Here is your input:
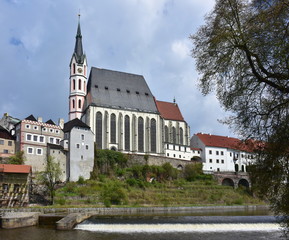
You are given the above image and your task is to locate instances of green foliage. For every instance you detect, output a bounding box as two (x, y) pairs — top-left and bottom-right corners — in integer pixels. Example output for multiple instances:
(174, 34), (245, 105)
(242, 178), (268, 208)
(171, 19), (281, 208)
(37, 156), (62, 205)
(8, 151), (24, 165)
(77, 176), (85, 184)
(183, 163), (203, 181)
(100, 180), (128, 206)
(92, 149), (128, 176)
(192, 1), (289, 234)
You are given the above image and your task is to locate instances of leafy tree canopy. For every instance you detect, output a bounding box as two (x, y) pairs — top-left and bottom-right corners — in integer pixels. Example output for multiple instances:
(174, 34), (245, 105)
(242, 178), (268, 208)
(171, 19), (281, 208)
(191, 0), (289, 235)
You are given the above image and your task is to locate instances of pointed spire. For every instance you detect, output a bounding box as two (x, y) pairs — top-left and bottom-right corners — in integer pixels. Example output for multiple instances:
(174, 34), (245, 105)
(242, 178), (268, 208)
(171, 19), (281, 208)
(74, 13), (84, 64)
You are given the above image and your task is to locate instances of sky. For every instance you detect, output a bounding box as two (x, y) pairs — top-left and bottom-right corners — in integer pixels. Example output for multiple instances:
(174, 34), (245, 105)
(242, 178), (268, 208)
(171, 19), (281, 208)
(0, 0), (236, 138)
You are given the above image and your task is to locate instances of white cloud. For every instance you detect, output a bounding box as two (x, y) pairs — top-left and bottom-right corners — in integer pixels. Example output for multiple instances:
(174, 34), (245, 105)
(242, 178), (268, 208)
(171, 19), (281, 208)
(171, 39), (190, 60)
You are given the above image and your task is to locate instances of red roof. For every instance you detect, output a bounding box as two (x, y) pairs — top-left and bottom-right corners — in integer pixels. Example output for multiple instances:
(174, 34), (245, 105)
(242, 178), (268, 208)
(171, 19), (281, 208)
(0, 164), (31, 173)
(155, 100), (184, 121)
(196, 133), (255, 152)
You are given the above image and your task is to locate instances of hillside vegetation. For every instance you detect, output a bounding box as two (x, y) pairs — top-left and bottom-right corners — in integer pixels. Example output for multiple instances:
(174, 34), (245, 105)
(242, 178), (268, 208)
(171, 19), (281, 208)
(54, 150), (263, 207)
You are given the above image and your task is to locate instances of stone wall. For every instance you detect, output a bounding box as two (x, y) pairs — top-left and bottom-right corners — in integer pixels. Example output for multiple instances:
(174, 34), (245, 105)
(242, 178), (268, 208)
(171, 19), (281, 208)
(128, 154), (194, 169)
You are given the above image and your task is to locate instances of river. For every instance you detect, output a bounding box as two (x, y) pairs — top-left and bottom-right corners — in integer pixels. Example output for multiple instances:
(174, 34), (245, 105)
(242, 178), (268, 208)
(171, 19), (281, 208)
(0, 208), (286, 240)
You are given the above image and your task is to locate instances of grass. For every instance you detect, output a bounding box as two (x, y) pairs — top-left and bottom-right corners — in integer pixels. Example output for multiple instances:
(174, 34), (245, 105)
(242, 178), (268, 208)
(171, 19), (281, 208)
(53, 177), (264, 208)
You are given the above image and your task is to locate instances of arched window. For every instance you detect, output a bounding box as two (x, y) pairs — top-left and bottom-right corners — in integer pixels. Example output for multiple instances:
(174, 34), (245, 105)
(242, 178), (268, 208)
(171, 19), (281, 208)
(72, 99), (75, 109)
(96, 112), (102, 149)
(79, 79), (81, 90)
(110, 114), (116, 144)
(125, 115), (130, 151)
(138, 117), (144, 152)
(151, 118), (156, 153)
(172, 127), (176, 144)
(78, 99), (81, 109)
(73, 63), (75, 74)
(180, 127), (183, 145)
(73, 79), (75, 90)
(164, 126), (169, 142)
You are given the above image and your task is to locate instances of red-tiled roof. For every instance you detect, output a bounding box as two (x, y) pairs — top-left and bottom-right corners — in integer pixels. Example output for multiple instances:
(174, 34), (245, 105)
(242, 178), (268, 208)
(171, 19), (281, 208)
(155, 100), (184, 121)
(0, 164), (31, 173)
(195, 133), (255, 152)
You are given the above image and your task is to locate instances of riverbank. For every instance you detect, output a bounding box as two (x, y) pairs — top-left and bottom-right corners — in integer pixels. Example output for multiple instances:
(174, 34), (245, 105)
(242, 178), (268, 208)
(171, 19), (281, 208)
(0, 205), (271, 230)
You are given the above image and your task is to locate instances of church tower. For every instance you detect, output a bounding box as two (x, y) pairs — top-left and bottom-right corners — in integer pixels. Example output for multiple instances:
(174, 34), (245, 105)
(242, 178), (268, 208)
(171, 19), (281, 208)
(69, 16), (87, 120)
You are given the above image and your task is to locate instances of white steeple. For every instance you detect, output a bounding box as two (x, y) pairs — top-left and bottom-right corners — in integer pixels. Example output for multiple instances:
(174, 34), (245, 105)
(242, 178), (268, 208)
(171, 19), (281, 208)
(69, 14), (87, 120)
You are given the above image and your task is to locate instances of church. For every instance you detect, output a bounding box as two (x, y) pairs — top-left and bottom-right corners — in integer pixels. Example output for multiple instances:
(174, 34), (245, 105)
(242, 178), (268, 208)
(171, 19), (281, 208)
(69, 20), (194, 161)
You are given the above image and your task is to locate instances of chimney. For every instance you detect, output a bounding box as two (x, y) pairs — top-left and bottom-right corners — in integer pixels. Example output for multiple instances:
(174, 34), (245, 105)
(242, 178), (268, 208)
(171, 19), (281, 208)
(37, 117), (43, 123)
(58, 118), (64, 129)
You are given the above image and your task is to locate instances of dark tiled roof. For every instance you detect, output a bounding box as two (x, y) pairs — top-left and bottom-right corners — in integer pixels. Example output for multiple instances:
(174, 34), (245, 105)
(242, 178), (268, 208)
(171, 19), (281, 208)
(63, 118), (90, 132)
(155, 100), (184, 121)
(0, 164), (31, 173)
(46, 119), (56, 125)
(25, 114), (37, 121)
(0, 126), (14, 140)
(86, 67), (158, 114)
(47, 143), (64, 150)
(73, 21), (85, 64)
(195, 133), (255, 152)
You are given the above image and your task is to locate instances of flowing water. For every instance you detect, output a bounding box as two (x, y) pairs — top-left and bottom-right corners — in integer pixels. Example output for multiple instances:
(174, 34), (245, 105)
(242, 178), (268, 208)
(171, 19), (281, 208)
(0, 209), (286, 240)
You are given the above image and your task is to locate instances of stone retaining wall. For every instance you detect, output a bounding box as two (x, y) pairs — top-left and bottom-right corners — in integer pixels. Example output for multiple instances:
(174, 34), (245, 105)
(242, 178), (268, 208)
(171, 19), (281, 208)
(128, 154), (194, 169)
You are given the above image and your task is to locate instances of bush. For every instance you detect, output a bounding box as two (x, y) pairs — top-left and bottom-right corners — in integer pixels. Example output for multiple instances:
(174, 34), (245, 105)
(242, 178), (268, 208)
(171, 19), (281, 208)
(100, 181), (128, 206)
(183, 163), (203, 181)
(77, 176), (85, 184)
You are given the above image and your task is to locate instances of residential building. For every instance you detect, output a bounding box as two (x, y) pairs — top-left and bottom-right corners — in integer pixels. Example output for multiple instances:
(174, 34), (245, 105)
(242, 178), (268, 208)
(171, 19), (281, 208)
(63, 118), (94, 181)
(0, 126), (15, 159)
(15, 115), (64, 174)
(0, 164), (31, 207)
(190, 133), (255, 172)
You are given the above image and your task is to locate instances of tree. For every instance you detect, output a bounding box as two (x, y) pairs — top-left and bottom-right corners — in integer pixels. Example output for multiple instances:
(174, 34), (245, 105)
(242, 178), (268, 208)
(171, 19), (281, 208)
(8, 151), (25, 165)
(37, 156), (62, 205)
(191, 0), (289, 235)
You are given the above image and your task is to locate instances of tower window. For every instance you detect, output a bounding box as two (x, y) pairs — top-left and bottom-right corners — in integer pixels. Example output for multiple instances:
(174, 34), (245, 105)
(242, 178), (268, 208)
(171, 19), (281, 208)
(73, 79), (75, 90)
(78, 99), (82, 109)
(72, 99), (75, 109)
(79, 79), (81, 90)
(73, 63), (75, 74)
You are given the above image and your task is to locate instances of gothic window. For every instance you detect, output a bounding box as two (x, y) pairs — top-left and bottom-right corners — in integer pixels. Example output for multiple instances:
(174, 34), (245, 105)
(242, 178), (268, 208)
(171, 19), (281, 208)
(138, 117), (144, 152)
(72, 99), (75, 109)
(79, 79), (81, 90)
(73, 63), (75, 74)
(180, 127), (183, 145)
(78, 99), (81, 109)
(125, 115), (130, 151)
(164, 126), (169, 142)
(96, 112), (102, 149)
(172, 127), (176, 144)
(151, 118), (156, 153)
(73, 79), (75, 90)
(110, 114), (116, 144)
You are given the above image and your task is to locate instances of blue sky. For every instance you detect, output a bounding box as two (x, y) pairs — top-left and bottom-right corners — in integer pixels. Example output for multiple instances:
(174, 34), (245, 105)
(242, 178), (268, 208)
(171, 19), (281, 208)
(0, 0), (235, 137)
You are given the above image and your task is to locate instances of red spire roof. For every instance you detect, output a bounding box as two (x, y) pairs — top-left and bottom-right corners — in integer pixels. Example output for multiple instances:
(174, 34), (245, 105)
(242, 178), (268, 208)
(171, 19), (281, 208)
(155, 100), (184, 121)
(196, 133), (256, 152)
(0, 164), (31, 173)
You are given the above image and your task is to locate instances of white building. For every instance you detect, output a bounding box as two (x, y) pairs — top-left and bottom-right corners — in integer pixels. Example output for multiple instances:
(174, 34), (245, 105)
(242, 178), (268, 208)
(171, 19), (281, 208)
(69, 19), (194, 161)
(190, 133), (255, 172)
